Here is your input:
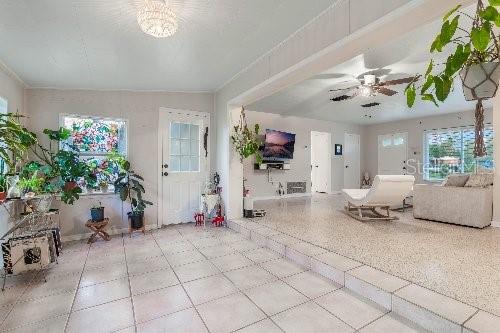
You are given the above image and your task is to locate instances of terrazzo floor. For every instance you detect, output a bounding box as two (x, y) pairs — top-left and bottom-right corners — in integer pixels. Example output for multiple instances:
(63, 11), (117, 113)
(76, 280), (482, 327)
(0, 223), (425, 332)
(252, 194), (500, 317)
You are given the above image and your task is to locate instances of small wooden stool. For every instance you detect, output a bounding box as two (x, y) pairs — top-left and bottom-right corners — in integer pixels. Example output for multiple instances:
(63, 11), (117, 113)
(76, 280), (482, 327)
(85, 218), (111, 243)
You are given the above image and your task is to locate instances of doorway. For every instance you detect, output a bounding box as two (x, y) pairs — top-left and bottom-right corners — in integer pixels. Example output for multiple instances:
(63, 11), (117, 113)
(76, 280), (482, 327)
(158, 108), (210, 226)
(378, 132), (408, 175)
(344, 133), (360, 189)
(311, 131), (332, 194)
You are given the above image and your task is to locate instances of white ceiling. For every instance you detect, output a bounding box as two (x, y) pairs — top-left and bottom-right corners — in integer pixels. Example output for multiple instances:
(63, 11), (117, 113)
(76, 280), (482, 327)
(0, 0), (335, 91)
(248, 11), (485, 125)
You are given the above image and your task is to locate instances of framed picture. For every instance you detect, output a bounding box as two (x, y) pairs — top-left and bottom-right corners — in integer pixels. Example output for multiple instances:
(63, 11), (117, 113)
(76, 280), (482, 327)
(335, 144), (343, 156)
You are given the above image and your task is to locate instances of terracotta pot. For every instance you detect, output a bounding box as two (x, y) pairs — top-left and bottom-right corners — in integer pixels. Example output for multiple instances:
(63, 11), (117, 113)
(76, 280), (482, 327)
(64, 181), (78, 191)
(460, 62), (500, 101)
(0, 192), (6, 202)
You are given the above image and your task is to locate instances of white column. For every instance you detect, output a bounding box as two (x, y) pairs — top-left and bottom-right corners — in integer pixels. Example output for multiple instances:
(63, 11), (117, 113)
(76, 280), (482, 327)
(493, 93), (500, 227)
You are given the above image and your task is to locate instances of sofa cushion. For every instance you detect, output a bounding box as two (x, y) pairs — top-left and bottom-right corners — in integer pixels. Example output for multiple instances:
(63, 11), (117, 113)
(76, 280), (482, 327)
(465, 173), (494, 187)
(442, 173), (470, 187)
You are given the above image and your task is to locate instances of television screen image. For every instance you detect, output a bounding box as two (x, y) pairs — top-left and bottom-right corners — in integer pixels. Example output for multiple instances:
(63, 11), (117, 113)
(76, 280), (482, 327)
(263, 129), (296, 159)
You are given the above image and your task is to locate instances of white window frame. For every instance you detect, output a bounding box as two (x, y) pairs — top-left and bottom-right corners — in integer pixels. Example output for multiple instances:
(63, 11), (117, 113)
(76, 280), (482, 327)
(423, 124), (493, 181)
(169, 121), (201, 173)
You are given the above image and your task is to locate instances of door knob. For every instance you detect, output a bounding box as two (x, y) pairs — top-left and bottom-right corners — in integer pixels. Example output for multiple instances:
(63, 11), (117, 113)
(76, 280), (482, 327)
(163, 172), (169, 176)
(163, 163), (169, 168)
(345, 165), (349, 168)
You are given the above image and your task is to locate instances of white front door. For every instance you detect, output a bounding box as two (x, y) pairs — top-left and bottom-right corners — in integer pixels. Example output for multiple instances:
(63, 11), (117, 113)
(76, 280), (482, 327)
(378, 132), (408, 175)
(158, 108), (210, 226)
(311, 131), (331, 193)
(344, 133), (360, 189)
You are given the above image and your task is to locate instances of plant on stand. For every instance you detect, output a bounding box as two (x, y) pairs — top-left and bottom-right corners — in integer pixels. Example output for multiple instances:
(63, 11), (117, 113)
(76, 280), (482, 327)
(90, 200), (105, 222)
(230, 107), (262, 164)
(405, 0), (500, 157)
(114, 157), (152, 230)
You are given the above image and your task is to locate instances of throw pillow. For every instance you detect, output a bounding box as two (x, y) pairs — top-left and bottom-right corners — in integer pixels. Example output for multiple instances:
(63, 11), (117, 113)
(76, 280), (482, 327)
(464, 173), (494, 187)
(443, 173), (470, 187)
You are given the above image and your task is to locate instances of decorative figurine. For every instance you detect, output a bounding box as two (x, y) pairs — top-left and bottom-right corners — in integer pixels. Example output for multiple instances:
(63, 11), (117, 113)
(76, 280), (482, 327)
(194, 212), (205, 227)
(361, 172), (372, 189)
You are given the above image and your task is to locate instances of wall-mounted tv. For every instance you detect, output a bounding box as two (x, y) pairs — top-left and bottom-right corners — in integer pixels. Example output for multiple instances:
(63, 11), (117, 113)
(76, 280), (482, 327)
(263, 129), (296, 159)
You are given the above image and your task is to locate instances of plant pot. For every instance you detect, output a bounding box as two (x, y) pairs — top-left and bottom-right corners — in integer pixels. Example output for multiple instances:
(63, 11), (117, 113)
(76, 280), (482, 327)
(460, 62), (500, 101)
(0, 192), (6, 202)
(128, 211), (144, 229)
(90, 207), (105, 222)
(64, 181), (78, 191)
(100, 184), (109, 193)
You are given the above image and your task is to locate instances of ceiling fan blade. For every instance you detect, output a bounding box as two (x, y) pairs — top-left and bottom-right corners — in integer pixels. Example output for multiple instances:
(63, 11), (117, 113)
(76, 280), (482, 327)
(375, 87), (398, 96)
(329, 84), (360, 92)
(330, 89), (359, 102)
(379, 77), (416, 86)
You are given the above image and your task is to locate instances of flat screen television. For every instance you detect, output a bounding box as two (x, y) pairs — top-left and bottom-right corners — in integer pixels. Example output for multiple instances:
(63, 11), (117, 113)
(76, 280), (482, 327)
(263, 129), (296, 159)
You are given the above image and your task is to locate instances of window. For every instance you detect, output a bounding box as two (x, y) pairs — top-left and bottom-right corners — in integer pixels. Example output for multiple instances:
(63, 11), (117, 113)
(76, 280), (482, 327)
(424, 125), (494, 181)
(0, 97), (7, 114)
(60, 114), (128, 191)
(169, 122), (200, 172)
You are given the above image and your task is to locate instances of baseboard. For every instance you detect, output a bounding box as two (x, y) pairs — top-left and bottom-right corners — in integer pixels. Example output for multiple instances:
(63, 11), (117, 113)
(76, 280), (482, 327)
(61, 224), (159, 242)
(491, 220), (500, 228)
(252, 193), (312, 201)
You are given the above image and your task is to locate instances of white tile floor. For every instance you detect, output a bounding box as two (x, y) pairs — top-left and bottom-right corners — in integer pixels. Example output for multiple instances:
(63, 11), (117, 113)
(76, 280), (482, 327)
(0, 224), (426, 332)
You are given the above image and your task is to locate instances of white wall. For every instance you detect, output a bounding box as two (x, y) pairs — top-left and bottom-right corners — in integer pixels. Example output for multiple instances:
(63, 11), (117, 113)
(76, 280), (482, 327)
(243, 110), (362, 198)
(0, 65), (24, 115)
(25, 89), (214, 239)
(362, 109), (493, 184)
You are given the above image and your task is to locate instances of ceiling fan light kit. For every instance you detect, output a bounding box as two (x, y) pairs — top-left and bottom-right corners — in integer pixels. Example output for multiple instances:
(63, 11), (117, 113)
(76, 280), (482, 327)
(137, 0), (178, 38)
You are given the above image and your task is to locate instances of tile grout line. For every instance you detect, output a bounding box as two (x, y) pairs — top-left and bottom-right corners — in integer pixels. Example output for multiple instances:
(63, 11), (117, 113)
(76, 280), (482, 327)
(122, 233), (138, 333)
(231, 219), (489, 321)
(152, 229), (212, 333)
(63, 240), (92, 332)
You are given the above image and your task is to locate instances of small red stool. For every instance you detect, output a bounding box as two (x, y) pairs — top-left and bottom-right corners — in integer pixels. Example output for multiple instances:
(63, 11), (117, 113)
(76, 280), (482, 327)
(194, 213), (205, 227)
(212, 215), (224, 227)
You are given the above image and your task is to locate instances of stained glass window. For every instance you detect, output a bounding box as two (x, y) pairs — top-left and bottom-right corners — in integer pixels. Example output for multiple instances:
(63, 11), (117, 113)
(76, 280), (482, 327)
(61, 115), (127, 156)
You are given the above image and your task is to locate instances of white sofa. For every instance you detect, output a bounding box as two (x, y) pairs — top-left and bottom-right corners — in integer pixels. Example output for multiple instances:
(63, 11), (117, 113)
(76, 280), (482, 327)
(413, 184), (493, 228)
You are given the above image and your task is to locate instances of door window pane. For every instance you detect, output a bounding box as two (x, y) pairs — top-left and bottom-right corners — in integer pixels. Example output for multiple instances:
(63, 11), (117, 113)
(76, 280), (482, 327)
(180, 123), (190, 139)
(180, 156), (190, 171)
(190, 124), (199, 140)
(168, 121), (202, 173)
(170, 156), (180, 172)
(171, 123), (180, 138)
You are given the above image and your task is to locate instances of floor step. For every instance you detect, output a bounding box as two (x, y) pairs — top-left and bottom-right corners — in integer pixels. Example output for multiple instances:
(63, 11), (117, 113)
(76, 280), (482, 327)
(227, 219), (500, 333)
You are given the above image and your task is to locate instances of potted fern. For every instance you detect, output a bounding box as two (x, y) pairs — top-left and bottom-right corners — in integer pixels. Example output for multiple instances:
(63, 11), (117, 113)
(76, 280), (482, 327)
(113, 158), (152, 229)
(405, 0), (500, 157)
(230, 107), (262, 164)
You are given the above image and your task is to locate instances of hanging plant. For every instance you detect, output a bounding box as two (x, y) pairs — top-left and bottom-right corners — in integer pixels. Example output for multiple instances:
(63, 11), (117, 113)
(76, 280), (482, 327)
(230, 108), (263, 164)
(405, 0), (500, 157)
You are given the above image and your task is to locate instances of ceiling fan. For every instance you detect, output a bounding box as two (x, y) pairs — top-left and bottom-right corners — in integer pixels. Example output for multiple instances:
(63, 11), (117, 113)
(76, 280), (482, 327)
(329, 74), (416, 103)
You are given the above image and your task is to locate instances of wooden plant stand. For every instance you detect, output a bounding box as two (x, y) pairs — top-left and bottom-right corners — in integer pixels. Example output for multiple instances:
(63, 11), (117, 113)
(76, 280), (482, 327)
(129, 219), (145, 238)
(85, 218), (111, 244)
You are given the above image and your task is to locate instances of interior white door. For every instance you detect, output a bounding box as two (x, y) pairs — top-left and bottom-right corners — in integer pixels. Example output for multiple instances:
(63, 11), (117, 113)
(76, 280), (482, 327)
(159, 108), (209, 226)
(344, 133), (360, 189)
(311, 131), (331, 193)
(378, 132), (408, 175)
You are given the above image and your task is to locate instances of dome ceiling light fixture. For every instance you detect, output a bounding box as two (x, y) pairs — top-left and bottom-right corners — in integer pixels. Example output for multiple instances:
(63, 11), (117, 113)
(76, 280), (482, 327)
(137, 0), (178, 38)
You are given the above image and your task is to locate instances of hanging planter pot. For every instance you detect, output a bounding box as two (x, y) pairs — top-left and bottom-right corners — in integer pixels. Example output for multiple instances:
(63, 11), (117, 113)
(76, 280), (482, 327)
(460, 62), (500, 101)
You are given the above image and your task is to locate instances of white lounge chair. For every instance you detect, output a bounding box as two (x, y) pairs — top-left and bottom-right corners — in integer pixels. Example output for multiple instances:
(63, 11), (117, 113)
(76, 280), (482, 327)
(342, 175), (415, 221)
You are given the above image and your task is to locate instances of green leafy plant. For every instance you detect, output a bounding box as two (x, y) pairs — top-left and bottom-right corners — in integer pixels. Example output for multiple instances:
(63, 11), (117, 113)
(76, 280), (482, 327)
(18, 173), (45, 194)
(0, 160), (6, 193)
(405, 0), (500, 107)
(0, 113), (37, 170)
(230, 108), (263, 164)
(113, 157), (152, 214)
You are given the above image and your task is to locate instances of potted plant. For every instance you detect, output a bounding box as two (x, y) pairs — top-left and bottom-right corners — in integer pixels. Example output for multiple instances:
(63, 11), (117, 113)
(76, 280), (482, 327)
(0, 113), (37, 171)
(405, 0), (500, 157)
(230, 107), (263, 164)
(18, 173), (44, 195)
(113, 157), (152, 229)
(90, 200), (105, 222)
(0, 170), (6, 202)
(99, 181), (109, 193)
